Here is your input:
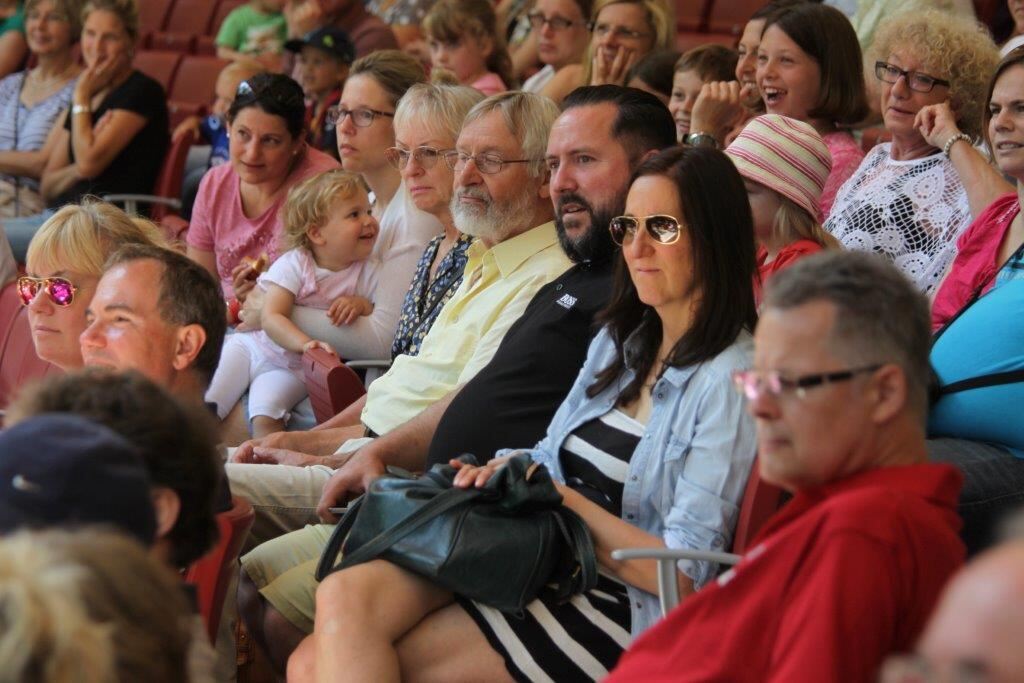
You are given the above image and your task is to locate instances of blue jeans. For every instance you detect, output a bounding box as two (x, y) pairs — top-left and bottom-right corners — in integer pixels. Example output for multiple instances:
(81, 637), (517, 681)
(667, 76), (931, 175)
(927, 437), (1024, 556)
(3, 209), (55, 262)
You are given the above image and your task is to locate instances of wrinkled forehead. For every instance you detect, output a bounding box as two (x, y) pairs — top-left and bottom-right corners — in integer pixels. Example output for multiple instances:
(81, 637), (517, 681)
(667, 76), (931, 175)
(456, 110), (520, 156)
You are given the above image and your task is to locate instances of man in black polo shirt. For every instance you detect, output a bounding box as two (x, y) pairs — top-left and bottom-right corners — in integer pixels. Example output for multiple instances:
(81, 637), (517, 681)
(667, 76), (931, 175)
(313, 85), (677, 517)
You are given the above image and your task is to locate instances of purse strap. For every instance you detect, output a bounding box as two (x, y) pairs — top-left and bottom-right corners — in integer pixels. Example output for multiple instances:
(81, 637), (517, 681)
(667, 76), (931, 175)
(545, 507), (599, 602)
(315, 486), (482, 582)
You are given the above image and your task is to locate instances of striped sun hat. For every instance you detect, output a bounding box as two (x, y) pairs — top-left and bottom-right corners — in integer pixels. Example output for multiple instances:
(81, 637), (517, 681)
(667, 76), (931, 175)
(725, 114), (832, 221)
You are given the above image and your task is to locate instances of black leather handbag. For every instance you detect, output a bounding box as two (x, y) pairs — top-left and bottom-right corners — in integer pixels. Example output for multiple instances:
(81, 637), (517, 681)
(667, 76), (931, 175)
(315, 454), (598, 614)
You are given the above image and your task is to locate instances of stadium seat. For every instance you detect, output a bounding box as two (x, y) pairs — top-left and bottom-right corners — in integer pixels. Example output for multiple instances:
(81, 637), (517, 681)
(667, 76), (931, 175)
(0, 283), (59, 409)
(164, 0), (219, 36)
(675, 31), (736, 52)
(132, 50), (182, 94)
(139, 0), (174, 36)
(103, 128), (195, 223)
(611, 458), (787, 616)
(195, 35), (217, 56)
(184, 495), (255, 644)
(706, 0), (763, 36)
(170, 55), (229, 108)
(675, 0), (708, 32)
(148, 32), (197, 54)
(302, 348), (367, 424)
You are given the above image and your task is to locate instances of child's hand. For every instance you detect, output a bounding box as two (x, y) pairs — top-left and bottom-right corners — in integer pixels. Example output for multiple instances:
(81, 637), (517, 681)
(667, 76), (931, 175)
(303, 339), (337, 356)
(327, 296), (373, 326)
(172, 116), (201, 142)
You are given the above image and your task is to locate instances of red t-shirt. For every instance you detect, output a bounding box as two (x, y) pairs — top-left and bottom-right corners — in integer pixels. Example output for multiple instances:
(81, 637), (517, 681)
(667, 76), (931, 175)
(606, 464), (964, 683)
(754, 239), (823, 305)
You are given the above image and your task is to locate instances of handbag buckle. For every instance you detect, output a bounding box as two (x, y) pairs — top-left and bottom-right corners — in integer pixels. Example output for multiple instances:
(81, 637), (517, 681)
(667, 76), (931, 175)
(525, 462), (541, 481)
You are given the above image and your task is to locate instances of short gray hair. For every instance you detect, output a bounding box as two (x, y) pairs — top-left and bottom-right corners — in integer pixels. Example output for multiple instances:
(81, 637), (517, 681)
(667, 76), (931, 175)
(393, 83), (485, 147)
(763, 251), (932, 419)
(461, 91), (560, 177)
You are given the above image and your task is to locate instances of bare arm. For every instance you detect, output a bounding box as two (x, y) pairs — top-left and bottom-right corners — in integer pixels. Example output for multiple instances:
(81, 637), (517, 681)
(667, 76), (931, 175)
(38, 122), (79, 202)
(187, 245), (220, 286)
(69, 107), (147, 179)
(0, 31), (27, 80)
(262, 283), (316, 353)
(0, 105), (71, 179)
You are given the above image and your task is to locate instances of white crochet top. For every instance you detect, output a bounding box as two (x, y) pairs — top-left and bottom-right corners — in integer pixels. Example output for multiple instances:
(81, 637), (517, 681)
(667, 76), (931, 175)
(824, 143), (971, 293)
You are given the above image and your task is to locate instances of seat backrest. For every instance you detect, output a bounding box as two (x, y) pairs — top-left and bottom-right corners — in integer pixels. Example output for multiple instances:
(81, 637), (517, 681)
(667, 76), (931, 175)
(302, 348), (367, 424)
(0, 281), (23, 352)
(210, 0), (248, 37)
(139, 0), (174, 34)
(706, 0), (765, 36)
(165, 0), (218, 34)
(676, 0), (710, 31)
(184, 495), (255, 644)
(170, 56), (229, 107)
(0, 305), (59, 409)
(132, 50), (182, 93)
(732, 458), (787, 555)
(150, 128), (196, 222)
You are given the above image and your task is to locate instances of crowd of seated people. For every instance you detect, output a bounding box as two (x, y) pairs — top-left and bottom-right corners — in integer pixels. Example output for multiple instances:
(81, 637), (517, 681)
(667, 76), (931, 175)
(6, 0), (1024, 681)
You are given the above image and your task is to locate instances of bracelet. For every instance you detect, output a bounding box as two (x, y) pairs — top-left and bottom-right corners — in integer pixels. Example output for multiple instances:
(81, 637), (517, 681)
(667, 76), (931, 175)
(71, 104), (90, 116)
(684, 132), (719, 149)
(943, 133), (971, 158)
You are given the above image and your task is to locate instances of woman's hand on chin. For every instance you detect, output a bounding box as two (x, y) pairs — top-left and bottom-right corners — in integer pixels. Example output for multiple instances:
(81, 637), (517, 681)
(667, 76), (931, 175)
(914, 101), (962, 151)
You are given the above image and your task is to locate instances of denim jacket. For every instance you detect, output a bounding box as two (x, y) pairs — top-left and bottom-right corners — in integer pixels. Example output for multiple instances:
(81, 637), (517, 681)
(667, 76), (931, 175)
(500, 323), (757, 636)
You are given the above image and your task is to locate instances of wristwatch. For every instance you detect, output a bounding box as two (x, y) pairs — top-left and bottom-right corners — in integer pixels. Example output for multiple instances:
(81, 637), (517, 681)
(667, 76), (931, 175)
(684, 132), (719, 149)
(71, 103), (90, 116)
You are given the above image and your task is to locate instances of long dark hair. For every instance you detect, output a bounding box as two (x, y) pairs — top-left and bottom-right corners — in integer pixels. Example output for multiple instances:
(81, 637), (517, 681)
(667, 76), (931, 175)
(587, 146), (757, 403)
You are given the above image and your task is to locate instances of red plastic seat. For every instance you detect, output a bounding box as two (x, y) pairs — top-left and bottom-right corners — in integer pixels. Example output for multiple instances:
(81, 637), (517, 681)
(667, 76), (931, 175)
(676, 31), (737, 52)
(139, 0), (174, 35)
(151, 127), (196, 222)
(168, 101), (207, 132)
(132, 50), (182, 94)
(184, 495), (255, 644)
(302, 348), (367, 424)
(0, 283), (59, 409)
(706, 0), (764, 36)
(148, 32), (197, 54)
(165, 0), (219, 35)
(170, 55), (229, 108)
(675, 0), (709, 32)
(731, 459), (787, 555)
(210, 0), (248, 37)
(194, 35), (217, 56)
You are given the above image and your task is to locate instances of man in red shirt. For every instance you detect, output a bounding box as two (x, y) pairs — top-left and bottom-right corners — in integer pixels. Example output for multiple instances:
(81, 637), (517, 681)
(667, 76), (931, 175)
(607, 251), (965, 683)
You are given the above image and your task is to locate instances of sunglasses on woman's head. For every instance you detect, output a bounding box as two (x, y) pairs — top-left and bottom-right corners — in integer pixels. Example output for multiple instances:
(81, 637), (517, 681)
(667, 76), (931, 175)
(608, 215), (682, 246)
(17, 276), (78, 307)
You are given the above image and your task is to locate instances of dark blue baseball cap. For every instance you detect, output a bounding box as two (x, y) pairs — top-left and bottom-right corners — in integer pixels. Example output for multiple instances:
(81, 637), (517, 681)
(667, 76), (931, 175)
(0, 414), (157, 544)
(285, 27), (356, 64)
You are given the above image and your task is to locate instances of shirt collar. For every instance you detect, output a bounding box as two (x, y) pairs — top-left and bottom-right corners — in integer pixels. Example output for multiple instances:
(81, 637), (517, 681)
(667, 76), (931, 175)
(465, 221), (558, 278)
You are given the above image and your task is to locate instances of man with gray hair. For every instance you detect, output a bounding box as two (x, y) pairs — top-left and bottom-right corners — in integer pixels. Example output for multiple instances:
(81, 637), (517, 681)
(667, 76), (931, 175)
(607, 251), (965, 682)
(227, 91), (571, 672)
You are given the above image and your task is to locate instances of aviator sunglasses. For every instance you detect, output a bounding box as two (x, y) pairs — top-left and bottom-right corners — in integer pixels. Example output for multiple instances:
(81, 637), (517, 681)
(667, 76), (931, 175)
(17, 276), (78, 307)
(609, 214), (682, 246)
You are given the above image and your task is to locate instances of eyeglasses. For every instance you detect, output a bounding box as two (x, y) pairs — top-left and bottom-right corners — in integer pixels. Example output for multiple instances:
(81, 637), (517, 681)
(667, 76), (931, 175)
(587, 21), (649, 41)
(385, 146), (452, 170)
(528, 12), (580, 31)
(608, 214), (682, 245)
(235, 79), (305, 109)
(17, 276), (78, 307)
(732, 365), (883, 401)
(326, 106), (395, 129)
(443, 151), (536, 174)
(874, 61), (950, 94)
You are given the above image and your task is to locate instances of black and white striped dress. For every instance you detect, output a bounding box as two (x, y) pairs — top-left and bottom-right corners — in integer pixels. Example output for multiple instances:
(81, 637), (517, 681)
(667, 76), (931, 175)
(458, 408), (643, 682)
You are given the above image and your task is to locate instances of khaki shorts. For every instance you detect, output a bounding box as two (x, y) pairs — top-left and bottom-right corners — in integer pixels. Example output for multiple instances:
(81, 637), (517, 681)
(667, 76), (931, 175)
(241, 523), (337, 634)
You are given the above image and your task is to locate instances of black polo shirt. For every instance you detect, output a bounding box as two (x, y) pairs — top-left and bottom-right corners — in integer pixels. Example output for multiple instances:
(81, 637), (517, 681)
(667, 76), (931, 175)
(427, 257), (614, 466)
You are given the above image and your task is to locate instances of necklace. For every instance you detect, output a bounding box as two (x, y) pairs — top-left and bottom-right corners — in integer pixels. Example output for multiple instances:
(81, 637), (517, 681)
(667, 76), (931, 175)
(25, 62), (77, 94)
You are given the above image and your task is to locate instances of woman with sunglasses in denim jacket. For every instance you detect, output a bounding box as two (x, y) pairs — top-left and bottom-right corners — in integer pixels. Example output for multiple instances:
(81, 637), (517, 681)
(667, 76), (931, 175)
(187, 72), (339, 307)
(19, 199), (166, 370)
(293, 146), (758, 683)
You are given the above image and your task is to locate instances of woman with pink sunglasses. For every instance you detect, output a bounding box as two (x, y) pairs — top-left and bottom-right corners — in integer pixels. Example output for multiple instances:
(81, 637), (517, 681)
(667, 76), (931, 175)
(19, 199), (166, 369)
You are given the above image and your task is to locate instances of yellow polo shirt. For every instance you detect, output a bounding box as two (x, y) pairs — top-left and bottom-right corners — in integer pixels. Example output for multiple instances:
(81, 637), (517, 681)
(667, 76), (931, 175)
(360, 221), (571, 435)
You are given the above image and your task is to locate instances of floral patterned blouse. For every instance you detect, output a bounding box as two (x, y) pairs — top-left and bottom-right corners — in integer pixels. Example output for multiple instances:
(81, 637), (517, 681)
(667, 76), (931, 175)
(390, 233), (473, 359)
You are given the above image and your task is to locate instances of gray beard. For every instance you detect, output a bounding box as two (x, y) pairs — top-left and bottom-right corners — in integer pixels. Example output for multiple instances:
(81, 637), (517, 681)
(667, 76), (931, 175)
(451, 186), (538, 242)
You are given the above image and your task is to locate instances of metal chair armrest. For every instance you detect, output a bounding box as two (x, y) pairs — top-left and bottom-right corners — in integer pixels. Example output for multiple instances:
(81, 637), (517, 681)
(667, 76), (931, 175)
(610, 548), (741, 617)
(102, 194), (183, 216)
(345, 359), (393, 370)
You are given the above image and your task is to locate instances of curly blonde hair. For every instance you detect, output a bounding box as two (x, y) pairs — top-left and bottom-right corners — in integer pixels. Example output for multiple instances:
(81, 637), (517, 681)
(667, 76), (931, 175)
(870, 10), (999, 139)
(281, 169), (367, 251)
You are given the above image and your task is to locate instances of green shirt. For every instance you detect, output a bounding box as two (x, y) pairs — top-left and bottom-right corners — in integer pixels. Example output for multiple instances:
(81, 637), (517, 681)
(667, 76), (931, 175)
(214, 4), (286, 54)
(0, 1), (25, 36)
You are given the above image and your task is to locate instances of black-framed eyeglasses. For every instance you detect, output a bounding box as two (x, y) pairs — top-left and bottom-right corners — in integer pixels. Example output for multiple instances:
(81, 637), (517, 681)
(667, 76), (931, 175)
(385, 146), (452, 170)
(609, 214), (682, 245)
(235, 79), (305, 109)
(732, 365), (884, 401)
(586, 21), (649, 41)
(326, 106), (395, 129)
(443, 151), (536, 174)
(874, 61), (950, 94)
(528, 12), (579, 31)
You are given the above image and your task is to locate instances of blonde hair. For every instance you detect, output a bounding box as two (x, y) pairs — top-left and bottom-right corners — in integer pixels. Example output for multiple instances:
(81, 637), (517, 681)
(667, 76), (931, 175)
(461, 91), (560, 178)
(870, 10), (999, 139)
(771, 195), (841, 250)
(349, 50), (427, 108)
(0, 529), (192, 683)
(581, 0), (675, 86)
(393, 82), (485, 146)
(25, 199), (168, 276)
(423, 0), (516, 89)
(82, 0), (138, 44)
(26, 0), (86, 40)
(281, 169), (367, 251)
